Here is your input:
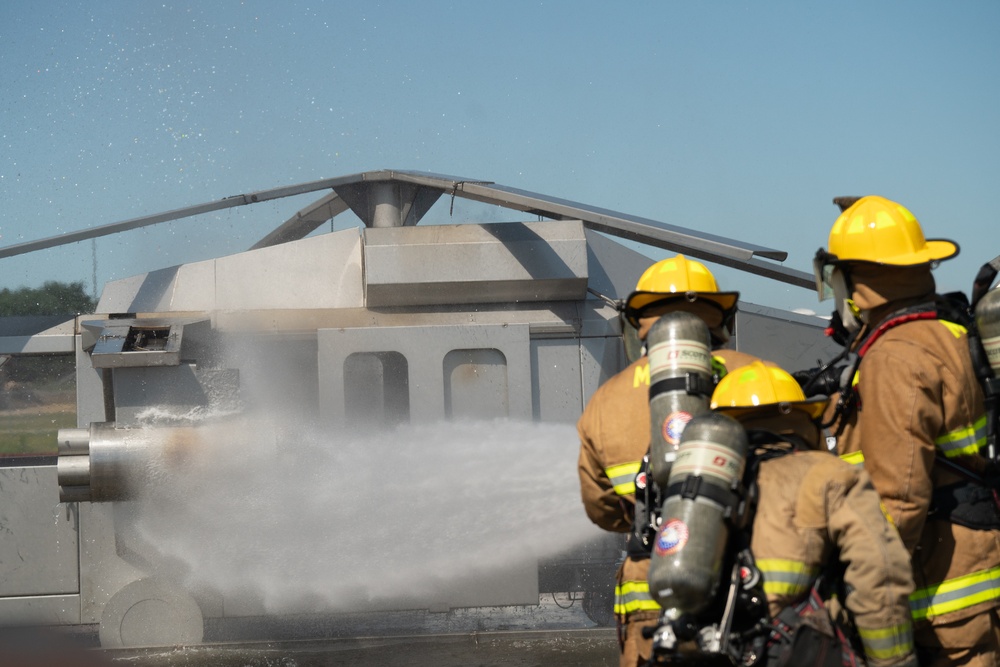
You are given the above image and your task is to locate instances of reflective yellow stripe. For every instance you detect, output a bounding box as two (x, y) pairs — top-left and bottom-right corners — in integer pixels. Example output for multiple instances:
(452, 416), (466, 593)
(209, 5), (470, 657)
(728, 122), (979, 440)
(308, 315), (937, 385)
(711, 355), (728, 379)
(606, 461), (641, 496)
(934, 415), (988, 458)
(857, 623), (915, 661)
(615, 580), (661, 614)
(910, 565), (1000, 620)
(879, 501), (896, 527)
(939, 320), (967, 338)
(756, 558), (818, 598)
(838, 414), (987, 462)
(840, 450), (865, 466)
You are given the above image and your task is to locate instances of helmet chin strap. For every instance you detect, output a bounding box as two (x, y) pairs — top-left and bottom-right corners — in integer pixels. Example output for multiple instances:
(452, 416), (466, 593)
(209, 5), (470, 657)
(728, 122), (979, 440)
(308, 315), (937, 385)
(830, 267), (863, 335)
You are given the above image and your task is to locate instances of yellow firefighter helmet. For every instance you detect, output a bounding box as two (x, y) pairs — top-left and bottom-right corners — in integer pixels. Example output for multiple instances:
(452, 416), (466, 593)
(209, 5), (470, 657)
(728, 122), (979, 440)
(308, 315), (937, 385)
(623, 254), (739, 329)
(711, 361), (828, 421)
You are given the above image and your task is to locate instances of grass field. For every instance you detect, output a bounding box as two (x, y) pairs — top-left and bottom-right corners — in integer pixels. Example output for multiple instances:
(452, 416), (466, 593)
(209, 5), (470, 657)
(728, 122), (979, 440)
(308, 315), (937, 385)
(0, 404), (76, 456)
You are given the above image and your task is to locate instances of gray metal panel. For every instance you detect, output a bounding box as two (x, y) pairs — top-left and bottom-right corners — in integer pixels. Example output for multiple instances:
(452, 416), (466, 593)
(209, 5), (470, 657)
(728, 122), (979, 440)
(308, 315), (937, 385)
(111, 365), (241, 426)
(96, 227), (365, 314)
(580, 336), (627, 406)
(0, 316), (76, 354)
(0, 315), (72, 337)
(215, 335), (318, 424)
(419, 561), (539, 610)
(316, 323), (539, 610)
(0, 594), (80, 626)
(76, 334), (108, 425)
(364, 221), (588, 307)
(731, 303), (841, 372)
(112, 365), (207, 425)
(318, 323), (532, 426)
(0, 466), (78, 598)
(96, 261), (217, 313)
(77, 503), (149, 624)
(531, 339), (584, 424)
(215, 228), (364, 310)
(584, 229), (653, 303)
(578, 303), (621, 339)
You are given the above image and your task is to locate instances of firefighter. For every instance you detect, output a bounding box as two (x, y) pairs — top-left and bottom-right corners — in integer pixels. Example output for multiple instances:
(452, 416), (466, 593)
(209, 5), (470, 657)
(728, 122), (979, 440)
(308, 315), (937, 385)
(814, 195), (1000, 666)
(711, 361), (916, 667)
(577, 254), (761, 667)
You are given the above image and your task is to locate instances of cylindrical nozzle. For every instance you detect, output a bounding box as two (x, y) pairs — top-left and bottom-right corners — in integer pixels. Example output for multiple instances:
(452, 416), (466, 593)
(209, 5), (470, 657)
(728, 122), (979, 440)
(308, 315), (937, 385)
(58, 428), (91, 455)
(56, 422), (204, 503)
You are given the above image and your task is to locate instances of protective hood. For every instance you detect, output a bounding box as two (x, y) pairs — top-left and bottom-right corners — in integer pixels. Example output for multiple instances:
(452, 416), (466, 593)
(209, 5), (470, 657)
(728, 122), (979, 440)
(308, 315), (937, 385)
(850, 263), (936, 313)
(733, 411), (822, 451)
(636, 299), (731, 345)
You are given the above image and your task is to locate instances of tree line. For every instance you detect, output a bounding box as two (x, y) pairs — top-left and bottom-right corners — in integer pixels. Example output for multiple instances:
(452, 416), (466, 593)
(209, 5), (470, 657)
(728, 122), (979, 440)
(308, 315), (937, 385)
(0, 281), (96, 317)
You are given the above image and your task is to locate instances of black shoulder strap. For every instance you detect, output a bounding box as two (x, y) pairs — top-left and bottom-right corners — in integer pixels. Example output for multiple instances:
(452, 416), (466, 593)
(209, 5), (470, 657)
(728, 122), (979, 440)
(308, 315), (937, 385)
(738, 430), (802, 531)
(828, 302), (940, 436)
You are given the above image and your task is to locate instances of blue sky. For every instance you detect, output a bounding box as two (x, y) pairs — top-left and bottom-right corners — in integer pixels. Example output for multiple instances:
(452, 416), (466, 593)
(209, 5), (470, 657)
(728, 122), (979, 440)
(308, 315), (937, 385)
(1, 1), (998, 313)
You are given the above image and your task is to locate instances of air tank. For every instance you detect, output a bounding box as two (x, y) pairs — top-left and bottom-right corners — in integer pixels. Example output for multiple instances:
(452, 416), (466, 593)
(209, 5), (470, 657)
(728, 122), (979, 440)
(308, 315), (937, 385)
(977, 285), (1000, 377)
(647, 412), (748, 614)
(646, 312), (713, 488)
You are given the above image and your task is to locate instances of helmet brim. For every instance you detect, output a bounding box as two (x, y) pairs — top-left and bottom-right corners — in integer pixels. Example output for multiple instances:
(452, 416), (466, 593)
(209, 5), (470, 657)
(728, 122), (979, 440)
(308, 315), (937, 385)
(827, 239), (959, 268)
(623, 291), (739, 328)
(878, 238), (959, 266)
(714, 398), (829, 422)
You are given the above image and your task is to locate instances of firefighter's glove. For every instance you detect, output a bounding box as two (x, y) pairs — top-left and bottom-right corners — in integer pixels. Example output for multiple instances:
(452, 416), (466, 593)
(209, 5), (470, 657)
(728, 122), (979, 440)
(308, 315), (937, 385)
(792, 364), (847, 398)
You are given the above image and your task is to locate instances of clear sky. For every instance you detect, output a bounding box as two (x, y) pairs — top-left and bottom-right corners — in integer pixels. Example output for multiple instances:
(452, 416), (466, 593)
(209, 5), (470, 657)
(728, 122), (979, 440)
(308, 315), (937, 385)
(2, 1), (998, 313)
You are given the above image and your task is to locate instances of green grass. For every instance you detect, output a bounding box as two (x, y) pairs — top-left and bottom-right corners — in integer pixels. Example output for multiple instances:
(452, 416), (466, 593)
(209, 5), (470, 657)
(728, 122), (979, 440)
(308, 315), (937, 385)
(0, 408), (76, 455)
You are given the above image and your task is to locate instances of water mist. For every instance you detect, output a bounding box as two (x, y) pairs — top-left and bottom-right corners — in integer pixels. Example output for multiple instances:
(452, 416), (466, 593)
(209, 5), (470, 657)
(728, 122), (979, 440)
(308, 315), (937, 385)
(122, 411), (607, 615)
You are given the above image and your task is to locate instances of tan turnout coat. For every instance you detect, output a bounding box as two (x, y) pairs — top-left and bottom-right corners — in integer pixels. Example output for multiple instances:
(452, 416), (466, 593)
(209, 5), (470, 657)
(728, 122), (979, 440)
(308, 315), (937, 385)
(837, 303), (1000, 654)
(578, 349), (917, 667)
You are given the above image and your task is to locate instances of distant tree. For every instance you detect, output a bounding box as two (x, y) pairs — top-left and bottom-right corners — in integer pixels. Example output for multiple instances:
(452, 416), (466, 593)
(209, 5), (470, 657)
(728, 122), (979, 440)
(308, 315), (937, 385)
(0, 281), (96, 316)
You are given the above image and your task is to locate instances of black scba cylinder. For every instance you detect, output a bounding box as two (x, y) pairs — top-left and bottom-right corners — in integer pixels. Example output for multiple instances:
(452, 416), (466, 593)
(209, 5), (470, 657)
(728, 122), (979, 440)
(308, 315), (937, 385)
(648, 412), (748, 614)
(647, 311), (713, 488)
(978, 286), (1000, 378)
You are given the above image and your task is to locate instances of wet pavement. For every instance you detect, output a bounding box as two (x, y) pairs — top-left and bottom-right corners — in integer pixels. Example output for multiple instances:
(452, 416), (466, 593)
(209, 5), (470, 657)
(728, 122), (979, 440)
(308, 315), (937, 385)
(2, 596), (620, 666)
(105, 629), (619, 666)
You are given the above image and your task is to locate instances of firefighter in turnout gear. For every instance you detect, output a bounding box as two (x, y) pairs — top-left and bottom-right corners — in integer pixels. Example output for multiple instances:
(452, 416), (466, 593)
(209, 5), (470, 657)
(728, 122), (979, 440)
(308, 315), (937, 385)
(577, 254), (761, 667)
(815, 195), (1000, 666)
(711, 362), (917, 667)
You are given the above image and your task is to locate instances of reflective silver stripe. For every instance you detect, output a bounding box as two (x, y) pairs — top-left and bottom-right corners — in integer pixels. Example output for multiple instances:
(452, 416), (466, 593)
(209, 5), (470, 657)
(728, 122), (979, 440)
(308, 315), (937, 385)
(934, 415), (988, 458)
(857, 624), (915, 661)
(606, 461), (641, 496)
(910, 565), (1000, 620)
(756, 559), (818, 597)
(615, 580), (660, 614)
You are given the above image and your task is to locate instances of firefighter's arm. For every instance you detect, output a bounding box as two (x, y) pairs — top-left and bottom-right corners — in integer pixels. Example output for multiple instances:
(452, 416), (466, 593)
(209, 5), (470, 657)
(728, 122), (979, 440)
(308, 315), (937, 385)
(856, 343), (938, 551)
(577, 411), (633, 533)
(814, 459), (916, 667)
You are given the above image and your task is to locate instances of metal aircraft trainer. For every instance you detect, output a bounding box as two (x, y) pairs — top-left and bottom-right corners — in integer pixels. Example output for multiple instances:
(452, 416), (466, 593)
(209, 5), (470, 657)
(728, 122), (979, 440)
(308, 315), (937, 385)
(0, 169), (838, 648)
